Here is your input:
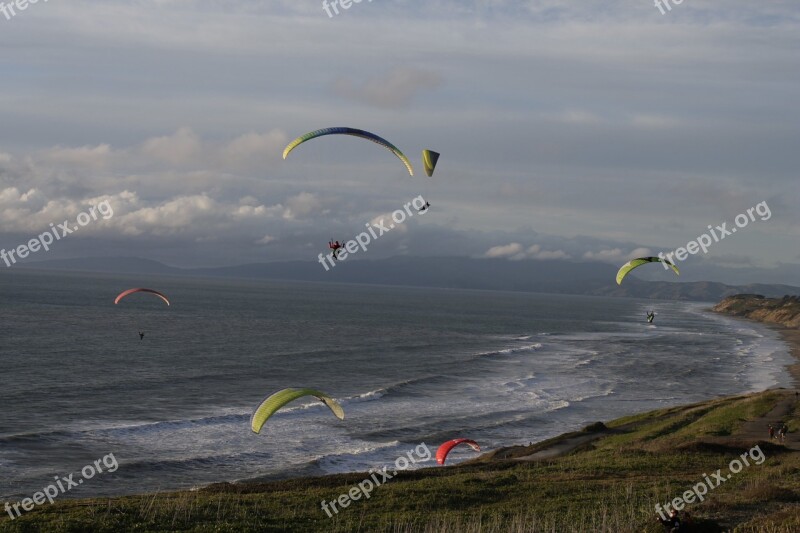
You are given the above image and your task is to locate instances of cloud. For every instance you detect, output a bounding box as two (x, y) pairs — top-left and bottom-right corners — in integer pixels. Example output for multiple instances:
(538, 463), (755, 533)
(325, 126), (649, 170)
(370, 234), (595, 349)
(527, 244), (570, 260)
(282, 192), (322, 220)
(221, 130), (288, 171)
(42, 144), (112, 169)
(485, 242), (523, 258)
(0, 0), (798, 279)
(333, 67), (442, 109)
(141, 127), (202, 166)
(485, 243), (570, 260)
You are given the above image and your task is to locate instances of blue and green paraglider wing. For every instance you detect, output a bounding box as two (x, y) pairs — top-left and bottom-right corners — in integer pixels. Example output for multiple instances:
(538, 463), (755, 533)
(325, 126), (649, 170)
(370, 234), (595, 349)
(283, 127), (414, 176)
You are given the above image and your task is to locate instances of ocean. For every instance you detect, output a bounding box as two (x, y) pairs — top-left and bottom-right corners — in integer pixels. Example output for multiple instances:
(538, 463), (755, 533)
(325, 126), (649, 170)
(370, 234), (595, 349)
(0, 269), (794, 500)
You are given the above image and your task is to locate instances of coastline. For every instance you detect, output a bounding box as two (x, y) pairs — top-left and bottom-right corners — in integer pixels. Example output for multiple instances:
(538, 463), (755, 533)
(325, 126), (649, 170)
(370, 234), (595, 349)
(711, 294), (800, 389)
(3, 297), (799, 531)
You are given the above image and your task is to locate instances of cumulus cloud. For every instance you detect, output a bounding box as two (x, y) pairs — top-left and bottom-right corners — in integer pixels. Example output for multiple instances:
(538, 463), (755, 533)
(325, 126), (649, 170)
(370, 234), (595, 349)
(282, 192), (322, 220)
(221, 130), (288, 171)
(135, 128), (289, 172)
(485, 242), (524, 258)
(142, 127), (202, 166)
(526, 244), (571, 260)
(485, 243), (570, 260)
(41, 144), (112, 169)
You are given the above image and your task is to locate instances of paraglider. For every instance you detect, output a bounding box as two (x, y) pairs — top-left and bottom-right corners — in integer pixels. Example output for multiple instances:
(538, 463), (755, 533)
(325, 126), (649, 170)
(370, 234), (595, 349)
(114, 288), (170, 306)
(436, 438), (481, 465)
(328, 240), (343, 259)
(250, 388), (344, 434)
(615, 257), (679, 285)
(422, 149), (440, 177)
(646, 311), (655, 324)
(283, 127), (415, 176)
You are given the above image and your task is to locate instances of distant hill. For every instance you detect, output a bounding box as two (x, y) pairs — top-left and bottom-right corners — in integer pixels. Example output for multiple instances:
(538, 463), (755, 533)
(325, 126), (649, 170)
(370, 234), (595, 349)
(21, 256), (181, 276)
(21, 256), (800, 302)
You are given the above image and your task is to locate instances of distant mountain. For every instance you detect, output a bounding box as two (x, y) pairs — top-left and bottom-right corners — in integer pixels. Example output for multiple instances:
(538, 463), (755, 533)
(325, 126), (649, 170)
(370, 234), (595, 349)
(21, 256), (182, 276)
(21, 256), (800, 302)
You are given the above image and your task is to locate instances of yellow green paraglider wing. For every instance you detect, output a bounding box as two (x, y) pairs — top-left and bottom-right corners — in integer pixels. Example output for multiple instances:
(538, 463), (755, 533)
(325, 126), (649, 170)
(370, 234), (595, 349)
(422, 149), (440, 177)
(283, 127), (414, 176)
(250, 388), (344, 434)
(616, 257), (679, 285)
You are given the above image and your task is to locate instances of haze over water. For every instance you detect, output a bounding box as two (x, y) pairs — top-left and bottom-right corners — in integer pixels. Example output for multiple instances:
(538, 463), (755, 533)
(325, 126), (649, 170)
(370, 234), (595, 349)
(0, 270), (793, 500)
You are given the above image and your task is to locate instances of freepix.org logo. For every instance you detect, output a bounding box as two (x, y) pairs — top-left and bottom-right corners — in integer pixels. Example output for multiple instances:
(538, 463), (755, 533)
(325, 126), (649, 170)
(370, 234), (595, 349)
(0, 200), (114, 268)
(657, 201), (771, 269)
(322, 0), (372, 19)
(320, 443), (431, 517)
(1, 0), (49, 22)
(318, 195), (428, 271)
(5, 453), (119, 520)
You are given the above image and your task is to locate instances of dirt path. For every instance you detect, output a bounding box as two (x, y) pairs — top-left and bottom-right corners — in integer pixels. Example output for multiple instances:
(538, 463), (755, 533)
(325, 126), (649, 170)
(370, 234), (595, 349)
(514, 431), (611, 461)
(729, 393), (799, 451)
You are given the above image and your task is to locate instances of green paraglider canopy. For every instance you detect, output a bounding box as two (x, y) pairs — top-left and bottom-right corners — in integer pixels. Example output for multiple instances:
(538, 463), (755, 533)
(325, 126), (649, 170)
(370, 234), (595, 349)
(250, 388), (344, 434)
(616, 257), (679, 285)
(422, 149), (440, 177)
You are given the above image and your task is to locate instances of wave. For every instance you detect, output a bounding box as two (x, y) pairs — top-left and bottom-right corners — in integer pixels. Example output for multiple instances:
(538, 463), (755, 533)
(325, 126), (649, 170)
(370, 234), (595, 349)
(340, 389), (388, 405)
(475, 343), (543, 358)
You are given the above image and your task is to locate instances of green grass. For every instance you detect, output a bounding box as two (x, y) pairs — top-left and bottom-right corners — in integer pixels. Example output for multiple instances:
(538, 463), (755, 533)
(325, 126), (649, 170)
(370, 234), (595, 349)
(2, 390), (799, 532)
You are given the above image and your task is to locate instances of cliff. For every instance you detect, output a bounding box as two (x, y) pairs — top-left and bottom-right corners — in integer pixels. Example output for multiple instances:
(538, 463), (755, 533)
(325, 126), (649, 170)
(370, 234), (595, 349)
(713, 294), (800, 328)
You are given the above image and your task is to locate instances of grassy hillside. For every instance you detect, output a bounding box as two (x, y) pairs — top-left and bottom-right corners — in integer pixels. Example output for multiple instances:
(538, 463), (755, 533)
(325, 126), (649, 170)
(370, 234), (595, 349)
(2, 390), (799, 532)
(714, 295), (800, 328)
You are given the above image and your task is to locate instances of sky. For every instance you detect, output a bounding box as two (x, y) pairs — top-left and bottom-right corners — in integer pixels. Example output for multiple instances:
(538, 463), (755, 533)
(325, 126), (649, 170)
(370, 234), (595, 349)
(1, 0), (799, 284)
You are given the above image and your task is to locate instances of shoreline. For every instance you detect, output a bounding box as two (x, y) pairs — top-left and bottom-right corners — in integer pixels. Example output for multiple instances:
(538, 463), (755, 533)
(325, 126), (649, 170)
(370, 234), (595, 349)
(712, 294), (800, 389)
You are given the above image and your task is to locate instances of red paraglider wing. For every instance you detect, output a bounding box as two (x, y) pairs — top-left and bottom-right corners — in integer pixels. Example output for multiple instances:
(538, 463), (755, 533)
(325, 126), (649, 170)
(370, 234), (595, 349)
(436, 438), (480, 465)
(114, 288), (170, 306)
